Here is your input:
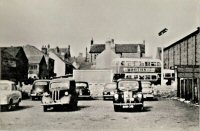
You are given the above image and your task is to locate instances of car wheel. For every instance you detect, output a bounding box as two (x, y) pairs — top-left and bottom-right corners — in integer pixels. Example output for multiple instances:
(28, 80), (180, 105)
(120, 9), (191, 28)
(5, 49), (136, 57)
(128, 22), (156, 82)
(103, 97), (106, 100)
(15, 101), (20, 109)
(114, 105), (120, 112)
(32, 97), (35, 101)
(136, 105), (144, 112)
(0, 105), (3, 112)
(7, 100), (13, 111)
(43, 106), (48, 112)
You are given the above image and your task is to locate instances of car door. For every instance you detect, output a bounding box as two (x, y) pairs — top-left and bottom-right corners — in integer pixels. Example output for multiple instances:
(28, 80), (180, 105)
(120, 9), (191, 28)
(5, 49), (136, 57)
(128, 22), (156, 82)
(11, 84), (20, 103)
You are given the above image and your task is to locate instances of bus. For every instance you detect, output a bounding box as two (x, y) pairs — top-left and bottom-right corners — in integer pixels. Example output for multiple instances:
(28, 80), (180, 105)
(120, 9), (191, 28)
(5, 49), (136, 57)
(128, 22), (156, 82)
(112, 58), (161, 85)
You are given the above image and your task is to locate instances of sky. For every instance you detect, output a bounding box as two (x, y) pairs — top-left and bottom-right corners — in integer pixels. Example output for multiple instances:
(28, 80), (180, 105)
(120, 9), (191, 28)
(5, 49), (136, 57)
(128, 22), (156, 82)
(0, 0), (199, 57)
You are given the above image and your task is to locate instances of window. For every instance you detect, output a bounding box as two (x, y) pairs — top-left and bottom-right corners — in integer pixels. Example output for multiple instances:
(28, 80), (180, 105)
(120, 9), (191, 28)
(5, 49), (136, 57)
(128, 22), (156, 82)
(145, 75), (151, 80)
(157, 62), (161, 66)
(165, 73), (171, 78)
(134, 75), (138, 79)
(145, 62), (150, 66)
(140, 62), (145, 66)
(151, 62), (156, 66)
(12, 84), (17, 91)
(139, 75), (144, 80)
(152, 75), (157, 80)
(126, 75), (132, 79)
(172, 73), (175, 77)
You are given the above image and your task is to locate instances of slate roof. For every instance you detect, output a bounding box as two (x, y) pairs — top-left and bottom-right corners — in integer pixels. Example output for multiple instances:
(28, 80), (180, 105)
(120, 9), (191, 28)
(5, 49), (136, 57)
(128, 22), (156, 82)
(23, 45), (44, 64)
(28, 56), (43, 64)
(89, 44), (105, 53)
(115, 44), (145, 53)
(89, 44), (145, 53)
(23, 45), (44, 58)
(0, 47), (24, 60)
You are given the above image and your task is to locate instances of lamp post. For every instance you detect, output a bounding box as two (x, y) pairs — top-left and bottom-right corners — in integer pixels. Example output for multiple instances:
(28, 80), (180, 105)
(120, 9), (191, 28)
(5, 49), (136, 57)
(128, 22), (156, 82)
(158, 28), (168, 86)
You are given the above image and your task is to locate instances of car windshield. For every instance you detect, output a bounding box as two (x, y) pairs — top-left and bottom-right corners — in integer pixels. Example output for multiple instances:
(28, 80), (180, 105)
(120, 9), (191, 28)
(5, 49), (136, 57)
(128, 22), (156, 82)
(104, 83), (116, 90)
(0, 83), (10, 91)
(76, 83), (87, 88)
(50, 82), (69, 90)
(118, 81), (139, 91)
(35, 81), (49, 86)
(142, 82), (151, 88)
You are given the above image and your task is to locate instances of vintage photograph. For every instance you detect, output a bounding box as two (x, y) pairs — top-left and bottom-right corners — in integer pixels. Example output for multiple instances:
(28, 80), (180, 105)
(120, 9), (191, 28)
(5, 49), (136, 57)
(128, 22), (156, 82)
(0, 0), (199, 131)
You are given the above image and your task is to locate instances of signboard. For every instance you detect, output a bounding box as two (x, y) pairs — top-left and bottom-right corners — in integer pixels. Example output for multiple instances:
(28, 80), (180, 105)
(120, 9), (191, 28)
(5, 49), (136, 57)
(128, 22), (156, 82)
(123, 67), (155, 73)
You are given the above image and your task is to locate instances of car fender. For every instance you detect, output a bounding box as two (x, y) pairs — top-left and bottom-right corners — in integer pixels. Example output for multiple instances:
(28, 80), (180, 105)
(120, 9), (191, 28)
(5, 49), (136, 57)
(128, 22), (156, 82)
(60, 95), (71, 104)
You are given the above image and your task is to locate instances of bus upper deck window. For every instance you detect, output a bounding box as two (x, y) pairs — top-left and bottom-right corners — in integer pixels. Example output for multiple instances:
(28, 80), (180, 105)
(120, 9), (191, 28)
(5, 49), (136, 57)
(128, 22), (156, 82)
(145, 62), (150, 66)
(140, 62), (145, 66)
(157, 62), (161, 66)
(151, 62), (156, 66)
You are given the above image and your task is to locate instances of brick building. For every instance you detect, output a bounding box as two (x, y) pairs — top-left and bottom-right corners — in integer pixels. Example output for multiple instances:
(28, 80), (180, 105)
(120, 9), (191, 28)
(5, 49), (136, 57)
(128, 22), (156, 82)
(164, 27), (200, 104)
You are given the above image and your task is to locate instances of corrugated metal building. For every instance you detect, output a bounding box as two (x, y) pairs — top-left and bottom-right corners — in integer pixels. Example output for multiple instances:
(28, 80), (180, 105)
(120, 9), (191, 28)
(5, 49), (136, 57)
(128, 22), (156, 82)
(164, 27), (200, 104)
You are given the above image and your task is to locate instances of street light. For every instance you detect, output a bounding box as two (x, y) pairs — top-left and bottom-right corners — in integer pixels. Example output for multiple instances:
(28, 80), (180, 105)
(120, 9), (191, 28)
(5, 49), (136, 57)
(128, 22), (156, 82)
(158, 28), (168, 86)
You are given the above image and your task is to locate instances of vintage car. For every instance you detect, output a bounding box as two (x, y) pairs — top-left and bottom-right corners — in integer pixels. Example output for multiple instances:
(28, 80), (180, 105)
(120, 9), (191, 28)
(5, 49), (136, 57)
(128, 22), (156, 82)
(41, 78), (78, 112)
(141, 81), (154, 99)
(103, 82), (117, 100)
(113, 79), (144, 112)
(30, 79), (50, 100)
(76, 81), (91, 99)
(0, 80), (22, 112)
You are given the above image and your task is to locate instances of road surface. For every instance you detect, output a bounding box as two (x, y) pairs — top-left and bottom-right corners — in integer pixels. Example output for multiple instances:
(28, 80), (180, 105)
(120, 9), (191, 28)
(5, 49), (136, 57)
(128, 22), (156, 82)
(0, 98), (199, 131)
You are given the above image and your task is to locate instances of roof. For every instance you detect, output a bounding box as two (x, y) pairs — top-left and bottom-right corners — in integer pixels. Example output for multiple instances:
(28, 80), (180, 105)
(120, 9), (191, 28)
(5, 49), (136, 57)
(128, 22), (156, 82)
(164, 28), (199, 51)
(89, 44), (105, 53)
(0, 80), (15, 84)
(49, 50), (74, 66)
(89, 44), (145, 53)
(28, 56), (43, 64)
(1, 47), (22, 57)
(0, 47), (23, 60)
(23, 45), (44, 57)
(115, 44), (145, 53)
(23, 45), (46, 64)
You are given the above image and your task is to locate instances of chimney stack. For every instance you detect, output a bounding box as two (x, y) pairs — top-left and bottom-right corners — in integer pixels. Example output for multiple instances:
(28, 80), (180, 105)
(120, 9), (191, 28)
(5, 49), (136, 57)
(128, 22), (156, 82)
(91, 38), (94, 45)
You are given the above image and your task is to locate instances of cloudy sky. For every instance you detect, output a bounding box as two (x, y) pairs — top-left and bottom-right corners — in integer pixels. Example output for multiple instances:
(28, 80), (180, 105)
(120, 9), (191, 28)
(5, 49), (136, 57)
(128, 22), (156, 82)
(0, 0), (199, 57)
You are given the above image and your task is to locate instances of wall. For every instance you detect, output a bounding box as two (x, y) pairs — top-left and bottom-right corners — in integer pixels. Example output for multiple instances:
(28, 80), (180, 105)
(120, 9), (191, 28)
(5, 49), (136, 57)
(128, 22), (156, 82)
(164, 29), (200, 69)
(49, 52), (66, 76)
(73, 69), (112, 83)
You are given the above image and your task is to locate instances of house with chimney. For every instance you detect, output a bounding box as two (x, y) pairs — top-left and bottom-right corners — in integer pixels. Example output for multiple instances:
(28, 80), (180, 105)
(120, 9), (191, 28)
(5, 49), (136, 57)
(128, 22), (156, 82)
(23, 45), (54, 79)
(89, 38), (146, 69)
(42, 45), (74, 76)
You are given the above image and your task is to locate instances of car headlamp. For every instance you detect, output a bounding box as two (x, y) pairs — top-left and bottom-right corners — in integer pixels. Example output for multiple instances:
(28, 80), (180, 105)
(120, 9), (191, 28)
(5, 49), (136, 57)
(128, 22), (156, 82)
(137, 93), (142, 98)
(114, 94), (119, 100)
(65, 92), (69, 96)
(43, 92), (50, 97)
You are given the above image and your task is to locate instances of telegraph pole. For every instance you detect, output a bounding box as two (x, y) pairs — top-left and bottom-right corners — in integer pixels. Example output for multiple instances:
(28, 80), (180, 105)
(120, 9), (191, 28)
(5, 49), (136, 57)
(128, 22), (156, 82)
(158, 28), (168, 86)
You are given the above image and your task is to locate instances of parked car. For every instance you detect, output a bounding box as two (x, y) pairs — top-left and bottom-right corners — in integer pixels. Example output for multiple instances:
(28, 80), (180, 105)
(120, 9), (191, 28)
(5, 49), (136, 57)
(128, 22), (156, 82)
(41, 78), (78, 112)
(76, 81), (91, 99)
(103, 82), (117, 100)
(30, 80), (50, 100)
(141, 81), (154, 100)
(113, 79), (143, 112)
(0, 80), (22, 112)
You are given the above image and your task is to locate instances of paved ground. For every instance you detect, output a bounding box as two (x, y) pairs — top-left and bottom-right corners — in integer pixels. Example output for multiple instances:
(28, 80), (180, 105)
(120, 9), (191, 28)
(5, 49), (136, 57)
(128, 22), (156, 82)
(0, 98), (199, 131)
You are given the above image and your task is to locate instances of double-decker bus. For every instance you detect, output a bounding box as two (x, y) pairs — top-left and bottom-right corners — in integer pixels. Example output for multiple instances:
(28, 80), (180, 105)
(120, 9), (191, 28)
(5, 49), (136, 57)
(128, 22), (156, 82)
(112, 58), (161, 85)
